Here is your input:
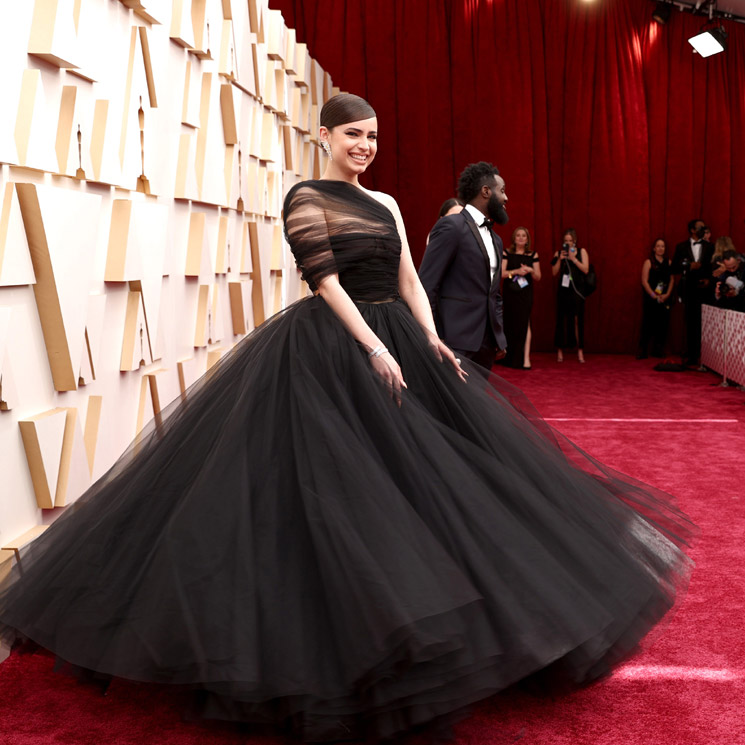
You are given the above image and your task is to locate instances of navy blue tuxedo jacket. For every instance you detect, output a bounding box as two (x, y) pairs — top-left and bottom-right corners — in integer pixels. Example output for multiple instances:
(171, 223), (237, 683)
(419, 209), (507, 353)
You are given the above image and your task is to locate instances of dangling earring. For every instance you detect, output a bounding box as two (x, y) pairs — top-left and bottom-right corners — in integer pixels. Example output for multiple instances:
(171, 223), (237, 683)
(322, 141), (332, 160)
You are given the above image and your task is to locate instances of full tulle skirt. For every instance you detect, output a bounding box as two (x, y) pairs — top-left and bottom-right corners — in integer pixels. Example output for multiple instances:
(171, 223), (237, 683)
(0, 296), (693, 741)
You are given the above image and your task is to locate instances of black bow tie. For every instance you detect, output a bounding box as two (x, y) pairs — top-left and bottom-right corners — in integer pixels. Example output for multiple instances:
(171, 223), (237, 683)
(692, 240), (702, 245)
(480, 218), (493, 228)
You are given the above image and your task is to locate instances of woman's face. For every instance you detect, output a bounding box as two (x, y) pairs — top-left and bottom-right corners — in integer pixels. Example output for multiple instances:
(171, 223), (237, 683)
(515, 230), (528, 247)
(563, 233), (575, 247)
(654, 240), (666, 257)
(321, 117), (378, 176)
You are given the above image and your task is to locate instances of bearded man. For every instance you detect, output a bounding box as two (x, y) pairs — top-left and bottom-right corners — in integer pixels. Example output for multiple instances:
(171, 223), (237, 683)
(419, 161), (509, 370)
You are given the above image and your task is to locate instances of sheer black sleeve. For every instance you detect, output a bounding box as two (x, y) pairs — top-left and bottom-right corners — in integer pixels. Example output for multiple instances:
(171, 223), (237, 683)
(283, 184), (338, 293)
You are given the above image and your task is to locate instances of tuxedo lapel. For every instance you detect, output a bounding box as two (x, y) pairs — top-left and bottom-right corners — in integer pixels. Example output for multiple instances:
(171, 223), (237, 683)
(463, 212), (491, 282)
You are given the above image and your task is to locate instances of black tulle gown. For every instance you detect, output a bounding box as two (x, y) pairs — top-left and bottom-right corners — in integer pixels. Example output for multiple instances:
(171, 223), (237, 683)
(0, 181), (693, 742)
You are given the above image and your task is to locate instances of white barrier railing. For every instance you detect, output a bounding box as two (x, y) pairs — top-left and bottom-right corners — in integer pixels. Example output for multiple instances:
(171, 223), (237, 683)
(701, 305), (745, 385)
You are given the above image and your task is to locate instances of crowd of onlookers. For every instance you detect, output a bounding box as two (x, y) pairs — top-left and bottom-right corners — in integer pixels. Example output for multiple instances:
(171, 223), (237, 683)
(637, 219), (744, 364)
(425, 202), (743, 368)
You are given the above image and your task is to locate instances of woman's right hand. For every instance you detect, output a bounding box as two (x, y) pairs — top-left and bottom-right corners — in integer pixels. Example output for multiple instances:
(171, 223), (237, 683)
(370, 352), (407, 405)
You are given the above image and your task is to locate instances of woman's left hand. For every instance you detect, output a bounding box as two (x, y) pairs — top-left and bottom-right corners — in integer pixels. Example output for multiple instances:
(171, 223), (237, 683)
(425, 330), (468, 382)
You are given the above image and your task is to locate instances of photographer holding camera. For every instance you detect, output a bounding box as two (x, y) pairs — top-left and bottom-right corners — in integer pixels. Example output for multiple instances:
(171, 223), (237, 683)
(713, 249), (745, 312)
(551, 229), (590, 363)
(672, 218), (714, 366)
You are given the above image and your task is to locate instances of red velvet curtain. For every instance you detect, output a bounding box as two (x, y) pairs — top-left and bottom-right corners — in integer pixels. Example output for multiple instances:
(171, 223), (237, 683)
(270, 0), (745, 353)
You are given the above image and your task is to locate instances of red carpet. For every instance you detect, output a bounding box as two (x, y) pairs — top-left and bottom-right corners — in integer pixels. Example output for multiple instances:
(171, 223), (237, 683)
(2, 354), (744, 744)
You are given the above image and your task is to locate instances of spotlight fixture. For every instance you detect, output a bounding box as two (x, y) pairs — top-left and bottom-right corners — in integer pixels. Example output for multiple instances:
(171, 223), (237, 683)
(688, 25), (728, 57)
(652, 2), (672, 24)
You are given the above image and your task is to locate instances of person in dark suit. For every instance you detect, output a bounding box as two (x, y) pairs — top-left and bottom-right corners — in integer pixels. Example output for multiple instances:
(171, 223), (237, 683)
(419, 162), (509, 371)
(672, 218), (714, 366)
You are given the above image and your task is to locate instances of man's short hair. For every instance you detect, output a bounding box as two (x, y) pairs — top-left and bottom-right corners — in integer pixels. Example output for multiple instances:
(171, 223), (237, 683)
(457, 162), (500, 204)
(722, 249), (739, 261)
(688, 218), (703, 233)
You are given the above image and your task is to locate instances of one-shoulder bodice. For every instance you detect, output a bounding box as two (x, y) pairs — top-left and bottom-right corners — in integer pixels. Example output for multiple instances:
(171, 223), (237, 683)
(283, 180), (401, 302)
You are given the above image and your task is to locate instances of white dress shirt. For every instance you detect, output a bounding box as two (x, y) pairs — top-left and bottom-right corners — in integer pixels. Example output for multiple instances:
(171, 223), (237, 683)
(690, 237), (702, 263)
(464, 204), (498, 280)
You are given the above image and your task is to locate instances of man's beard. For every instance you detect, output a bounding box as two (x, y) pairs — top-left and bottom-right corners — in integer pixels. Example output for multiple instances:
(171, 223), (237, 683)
(487, 195), (509, 225)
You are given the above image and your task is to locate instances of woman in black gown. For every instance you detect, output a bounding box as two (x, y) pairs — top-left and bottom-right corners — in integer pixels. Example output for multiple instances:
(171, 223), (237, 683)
(0, 94), (694, 742)
(637, 238), (673, 359)
(501, 226), (540, 369)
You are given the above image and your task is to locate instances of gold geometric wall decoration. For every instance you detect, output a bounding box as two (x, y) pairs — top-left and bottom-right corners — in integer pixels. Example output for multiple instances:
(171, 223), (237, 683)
(186, 211), (208, 277)
(270, 223), (283, 271)
(0, 549), (16, 584)
(119, 27), (140, 169)
(206, 345), (226, 373)
(55, 85), (77, 174)
(27, 0), (79, 69)
(228, 280), (247, 335)
(284, 27), (297, 74)
(18, 408), (68, 509)
(105, 200), (136, 281)
(16, 183), (100, 392)
(55, 406), (91, 507)
(271, 270), (283, 315)
(170, 0), (195, 48)
(177, 356), (204, 400)
(0, 307), (19, 411)
(218, 19), (235, 79)
(2, 526), (49, 561)
(78, 293), (107, 386)
(120, 289), (150, 371)
(135, 368), (172, 438)
(265, 9), (286, 62)
(195, 72), (213, 199)
(216, 214), (229, 273)
(83, 395), (102, 476)
(138, 27), (158, 108)
(175, 131), (197, 198)
(15, 70), (48, 168)
(90, 99), (110, 182)
(223, 144), (236, 209)
(235, 15), (257, 97)
(194, 283), (210, 347)
(190, 0), (212, 60)
(0, 183), (36, 287)
(120, 0), (165, 25)
(248, 220), (265, 325)
(220, 83), (238, 145)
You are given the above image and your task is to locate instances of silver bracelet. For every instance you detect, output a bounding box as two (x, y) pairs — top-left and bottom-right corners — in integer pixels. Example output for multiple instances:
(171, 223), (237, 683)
(368, 345), (388, 358)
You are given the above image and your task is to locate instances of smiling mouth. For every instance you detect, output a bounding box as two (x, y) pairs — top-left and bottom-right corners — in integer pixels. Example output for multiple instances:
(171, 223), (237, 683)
(349, 153), (369, 163)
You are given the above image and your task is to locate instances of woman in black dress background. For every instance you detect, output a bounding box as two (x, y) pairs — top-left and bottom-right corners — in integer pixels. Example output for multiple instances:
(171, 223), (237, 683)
(501, 226), (540, 369)
(552, 228), (590, 362)
(638, 238), (673, 359)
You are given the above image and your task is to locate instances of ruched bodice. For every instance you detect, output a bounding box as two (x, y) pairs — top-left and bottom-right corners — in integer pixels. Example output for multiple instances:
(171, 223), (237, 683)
(283, 180), (401, 302)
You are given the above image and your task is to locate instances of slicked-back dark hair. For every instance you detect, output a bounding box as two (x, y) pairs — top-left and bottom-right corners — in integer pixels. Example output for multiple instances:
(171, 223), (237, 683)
(320, 93), (376, 130)
(456, 161), (500, 204)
